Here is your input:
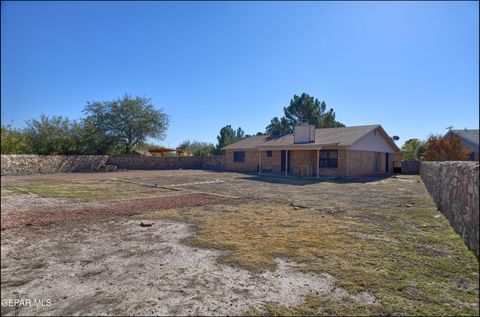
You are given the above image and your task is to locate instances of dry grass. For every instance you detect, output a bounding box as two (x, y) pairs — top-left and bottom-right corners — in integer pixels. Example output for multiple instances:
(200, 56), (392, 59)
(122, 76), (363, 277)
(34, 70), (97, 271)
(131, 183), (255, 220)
(142, 201), (479, 316)
(3, 172), (477, 315)
(4, 180), (178, 202)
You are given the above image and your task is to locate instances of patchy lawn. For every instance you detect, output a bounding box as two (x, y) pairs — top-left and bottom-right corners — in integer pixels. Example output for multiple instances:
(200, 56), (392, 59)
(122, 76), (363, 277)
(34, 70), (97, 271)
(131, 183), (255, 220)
(141, 195), (479, 315)
(1, 171), (478, 316)
(3, 179), (179, 202)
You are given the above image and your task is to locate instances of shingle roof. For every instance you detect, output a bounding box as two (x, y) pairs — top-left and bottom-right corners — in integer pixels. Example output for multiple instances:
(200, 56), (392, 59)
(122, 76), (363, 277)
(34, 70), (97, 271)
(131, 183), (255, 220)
(447, 129), (479, 147)
(221, 135), (272, 150)
(222, 124), (399, 150)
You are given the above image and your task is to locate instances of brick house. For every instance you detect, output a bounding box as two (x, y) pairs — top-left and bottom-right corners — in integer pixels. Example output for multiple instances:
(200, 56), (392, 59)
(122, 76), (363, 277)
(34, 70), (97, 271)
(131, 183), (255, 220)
(223, 124), (402, 178)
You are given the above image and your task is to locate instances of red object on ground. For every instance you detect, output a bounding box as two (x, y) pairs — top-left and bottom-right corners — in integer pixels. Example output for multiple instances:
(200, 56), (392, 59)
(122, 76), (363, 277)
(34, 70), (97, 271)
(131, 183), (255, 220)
(140, 221), (154, 227)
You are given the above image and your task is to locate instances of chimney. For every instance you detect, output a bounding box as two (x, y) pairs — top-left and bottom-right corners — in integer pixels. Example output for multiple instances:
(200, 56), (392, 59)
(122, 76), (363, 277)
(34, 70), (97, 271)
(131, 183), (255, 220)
(294, 123), (315, 144)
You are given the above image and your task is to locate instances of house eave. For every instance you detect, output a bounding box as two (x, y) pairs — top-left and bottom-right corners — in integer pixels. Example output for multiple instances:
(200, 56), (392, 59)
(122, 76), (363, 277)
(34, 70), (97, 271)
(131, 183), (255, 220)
(256, 143), (341, 150)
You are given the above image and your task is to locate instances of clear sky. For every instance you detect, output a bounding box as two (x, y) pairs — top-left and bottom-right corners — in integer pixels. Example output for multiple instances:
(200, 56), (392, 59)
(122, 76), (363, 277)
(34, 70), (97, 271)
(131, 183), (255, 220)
(2, 1), (479, 148)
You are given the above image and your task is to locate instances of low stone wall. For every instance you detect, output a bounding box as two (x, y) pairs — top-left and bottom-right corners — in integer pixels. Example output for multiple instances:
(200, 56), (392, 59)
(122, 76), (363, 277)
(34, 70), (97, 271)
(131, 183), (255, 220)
(0, 154), (226, 176)
(1, 155), (110, 176)
(402, 160), (420, 174)
(106, 155), (201, 170)
(105, 155), (225, 171)
(420, 161), (479, 256)
(201, 156), (226, 170)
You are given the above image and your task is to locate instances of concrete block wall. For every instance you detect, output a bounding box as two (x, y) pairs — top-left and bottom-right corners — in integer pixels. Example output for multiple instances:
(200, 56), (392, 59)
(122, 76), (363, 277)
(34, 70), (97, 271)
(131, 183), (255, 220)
(420, 161), (479, 256)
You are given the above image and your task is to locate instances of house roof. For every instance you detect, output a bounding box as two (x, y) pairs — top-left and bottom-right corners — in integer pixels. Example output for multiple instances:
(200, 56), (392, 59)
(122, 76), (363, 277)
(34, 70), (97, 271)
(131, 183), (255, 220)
(446, 129), (479, 148)
(221, 135), (272, 150)
(222, 124), (401, 151)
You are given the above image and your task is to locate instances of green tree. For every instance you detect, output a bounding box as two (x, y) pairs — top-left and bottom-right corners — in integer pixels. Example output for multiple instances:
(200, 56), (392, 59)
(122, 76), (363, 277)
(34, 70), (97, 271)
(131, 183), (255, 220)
(24, 115), (81, 155)
(266, 93), (344, 135)
(401, 138), (425, 160)
(415, 142), (426, 159)
(212, 125), (245, 155)
(177, 140), (215, 156)
(266, 117), (292, 135)
(83, 95), (169, 154)
(0, 124), (32, 154)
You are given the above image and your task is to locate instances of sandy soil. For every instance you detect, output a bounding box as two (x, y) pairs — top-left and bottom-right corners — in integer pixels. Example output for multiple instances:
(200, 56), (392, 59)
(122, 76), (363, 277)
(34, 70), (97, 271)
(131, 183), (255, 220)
(1, 170), (474, 316)
(1, 219), (373, 316)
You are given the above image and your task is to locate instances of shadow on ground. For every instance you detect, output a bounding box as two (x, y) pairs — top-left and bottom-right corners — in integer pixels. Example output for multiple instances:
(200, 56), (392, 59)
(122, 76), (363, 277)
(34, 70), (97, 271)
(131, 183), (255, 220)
(239, 174), (396, 186)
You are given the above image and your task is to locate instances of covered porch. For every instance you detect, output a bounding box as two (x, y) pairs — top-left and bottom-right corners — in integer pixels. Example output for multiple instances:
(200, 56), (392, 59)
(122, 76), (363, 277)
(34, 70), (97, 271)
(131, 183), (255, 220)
(257, 145), (344, 178)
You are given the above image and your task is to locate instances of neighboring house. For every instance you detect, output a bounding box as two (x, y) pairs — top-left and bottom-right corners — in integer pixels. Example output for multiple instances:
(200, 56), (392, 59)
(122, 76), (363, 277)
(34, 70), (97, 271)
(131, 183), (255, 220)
(444, 129), (479, 161)
(149, 147), (191, 157)
(222, 124), (402, 178)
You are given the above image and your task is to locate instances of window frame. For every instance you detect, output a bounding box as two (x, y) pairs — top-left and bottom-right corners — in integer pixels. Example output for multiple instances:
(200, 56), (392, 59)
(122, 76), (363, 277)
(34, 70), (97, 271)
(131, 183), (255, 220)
(266, 150), (272, 157)
(319, 150), (338, 169)
(233, 151), (245, 163)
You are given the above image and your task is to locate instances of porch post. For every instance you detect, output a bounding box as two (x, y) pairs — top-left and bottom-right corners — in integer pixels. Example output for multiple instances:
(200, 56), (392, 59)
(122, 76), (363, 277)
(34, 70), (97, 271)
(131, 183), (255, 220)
(317, 149), (319, 178)
(258, 149), (261, 174)
(285, 150), (288, 177)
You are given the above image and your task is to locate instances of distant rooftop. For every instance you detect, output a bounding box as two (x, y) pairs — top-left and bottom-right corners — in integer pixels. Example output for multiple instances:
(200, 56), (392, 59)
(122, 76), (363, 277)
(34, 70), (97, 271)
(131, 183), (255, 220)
(447, 129), (479, 147)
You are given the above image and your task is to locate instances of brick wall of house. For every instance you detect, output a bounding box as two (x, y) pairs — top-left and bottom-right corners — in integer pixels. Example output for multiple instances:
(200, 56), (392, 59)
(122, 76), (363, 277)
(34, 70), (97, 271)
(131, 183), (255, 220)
(290, 150), (317, 177)
(317, 149), (347, 177)
(226, 149), (397, 177)
(224, 150), (259, 172)
(260, 150), (282, 174)
(347, 150), (376, 177)
(346, 150), (395, 177)
(263, 149), (349, 178)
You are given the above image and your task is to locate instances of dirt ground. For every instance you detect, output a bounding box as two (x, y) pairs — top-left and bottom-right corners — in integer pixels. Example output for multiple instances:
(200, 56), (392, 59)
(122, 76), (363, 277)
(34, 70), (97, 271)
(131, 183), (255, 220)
(1, 170), (478, 316)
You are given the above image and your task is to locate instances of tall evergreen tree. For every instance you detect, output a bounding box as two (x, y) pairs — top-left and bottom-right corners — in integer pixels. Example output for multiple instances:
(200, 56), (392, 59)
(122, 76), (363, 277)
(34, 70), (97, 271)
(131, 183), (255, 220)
(266, 93), (344, 135)
(212, 125), (245, 154)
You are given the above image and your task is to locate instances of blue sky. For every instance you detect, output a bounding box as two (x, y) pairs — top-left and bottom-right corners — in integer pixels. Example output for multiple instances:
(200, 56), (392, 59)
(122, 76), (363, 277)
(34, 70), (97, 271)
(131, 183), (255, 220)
(2, 1), (478, 148)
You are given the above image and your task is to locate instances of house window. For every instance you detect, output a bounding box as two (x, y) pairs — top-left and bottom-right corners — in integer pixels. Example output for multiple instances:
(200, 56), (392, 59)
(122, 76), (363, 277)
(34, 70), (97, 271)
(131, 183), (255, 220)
(233, 151), (245, 162)
(266, 151), (272, 157)
(374, 152), (381, 172)
(319, 150), (338, 168)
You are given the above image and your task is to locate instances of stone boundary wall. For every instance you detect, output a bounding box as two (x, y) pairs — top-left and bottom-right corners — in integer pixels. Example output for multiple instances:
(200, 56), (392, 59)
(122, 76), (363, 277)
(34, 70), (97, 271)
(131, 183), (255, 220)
(0, 155), (109, 176)
(402, 160), (420, 174)
(420, 161), (479, 256)
(106, 155), (225, 171)
(1, 155), (226, 176)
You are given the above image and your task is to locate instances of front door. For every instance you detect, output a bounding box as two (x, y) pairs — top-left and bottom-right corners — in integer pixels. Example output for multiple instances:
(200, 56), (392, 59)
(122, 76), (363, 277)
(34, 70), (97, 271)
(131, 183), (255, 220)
(280, 150), (291, 173)
(385, 153), (389, 172)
